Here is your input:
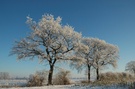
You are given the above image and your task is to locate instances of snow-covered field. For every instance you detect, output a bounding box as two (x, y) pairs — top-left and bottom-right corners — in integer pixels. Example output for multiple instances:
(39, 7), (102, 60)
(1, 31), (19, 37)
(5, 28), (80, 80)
(0, 79), (133, 89)
(0, 84), (130, 89)
(0, 80), (27, 87)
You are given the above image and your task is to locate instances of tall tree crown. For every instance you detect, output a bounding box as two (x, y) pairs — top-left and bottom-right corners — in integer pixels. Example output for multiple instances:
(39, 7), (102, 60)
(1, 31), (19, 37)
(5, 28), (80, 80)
(11, 14), (82, 62)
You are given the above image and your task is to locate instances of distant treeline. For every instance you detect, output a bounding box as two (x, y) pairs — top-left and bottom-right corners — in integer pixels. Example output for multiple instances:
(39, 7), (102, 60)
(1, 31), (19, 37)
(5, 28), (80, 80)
(12, 77), (28, 80)
(0, 72), (10, 79)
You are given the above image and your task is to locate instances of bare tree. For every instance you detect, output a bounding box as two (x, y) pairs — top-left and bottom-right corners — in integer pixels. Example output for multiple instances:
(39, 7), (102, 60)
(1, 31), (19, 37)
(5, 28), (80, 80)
(125, 61), (135, 76)
(10, 14), (82, 85)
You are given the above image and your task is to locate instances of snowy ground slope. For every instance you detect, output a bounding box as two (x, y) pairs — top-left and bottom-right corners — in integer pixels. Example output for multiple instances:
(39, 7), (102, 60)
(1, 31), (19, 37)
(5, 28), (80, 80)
(0, 85), (129, 89)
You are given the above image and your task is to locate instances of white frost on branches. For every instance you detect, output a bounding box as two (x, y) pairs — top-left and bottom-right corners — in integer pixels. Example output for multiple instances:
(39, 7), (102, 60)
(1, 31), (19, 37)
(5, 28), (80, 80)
(11, 14), (82, 62)
(11, 14), (83, 85)
(10, 14), (119, 83)
(70, 37), (119, 80)
(125, 61), (135, 75)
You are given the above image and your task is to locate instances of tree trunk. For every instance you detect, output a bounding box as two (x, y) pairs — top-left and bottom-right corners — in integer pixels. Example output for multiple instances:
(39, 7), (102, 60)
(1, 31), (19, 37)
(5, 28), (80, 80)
(47, 64), (54, 85)
(96, 68), (99, 80)
(87, 65), (91, 83)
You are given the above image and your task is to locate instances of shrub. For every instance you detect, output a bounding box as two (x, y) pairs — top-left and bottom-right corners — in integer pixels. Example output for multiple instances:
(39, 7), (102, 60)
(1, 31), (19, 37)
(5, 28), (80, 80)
(27, 70), (47, 87)
(92, 72), (135, 86)
(27, 75), (44, 86)
(53, 70), (70, 85)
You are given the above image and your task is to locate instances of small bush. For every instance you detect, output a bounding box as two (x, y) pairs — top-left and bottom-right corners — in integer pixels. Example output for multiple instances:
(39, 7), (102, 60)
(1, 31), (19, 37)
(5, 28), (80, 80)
(27, 70), (47, 87)
(53, 70), (70, 85)
(27, 75), (44, 86)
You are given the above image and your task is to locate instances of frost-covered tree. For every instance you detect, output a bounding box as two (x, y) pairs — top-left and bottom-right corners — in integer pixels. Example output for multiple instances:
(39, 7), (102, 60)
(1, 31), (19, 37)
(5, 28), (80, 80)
(71, 38), (94, 82)
(90, 38), (119, 80)
(125, 61), (135, 76)
(72, 38), (119, 81)
(10, 14), (82, 85)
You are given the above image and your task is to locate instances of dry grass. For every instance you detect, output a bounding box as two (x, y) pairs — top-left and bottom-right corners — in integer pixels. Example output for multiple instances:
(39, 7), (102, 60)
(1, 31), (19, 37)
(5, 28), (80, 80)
(92, 72), (135, 86)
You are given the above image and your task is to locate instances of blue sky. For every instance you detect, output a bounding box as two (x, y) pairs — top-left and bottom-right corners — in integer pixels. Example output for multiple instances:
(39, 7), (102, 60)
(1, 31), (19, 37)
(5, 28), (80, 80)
(0, 0), (135, 77)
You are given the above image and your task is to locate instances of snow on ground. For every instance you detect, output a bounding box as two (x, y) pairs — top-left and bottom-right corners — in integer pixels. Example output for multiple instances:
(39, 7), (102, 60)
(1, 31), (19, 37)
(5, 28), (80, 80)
(0, 79), (132, 89)
(0, 80), (27, 87)
(0, 84), (129, 89)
